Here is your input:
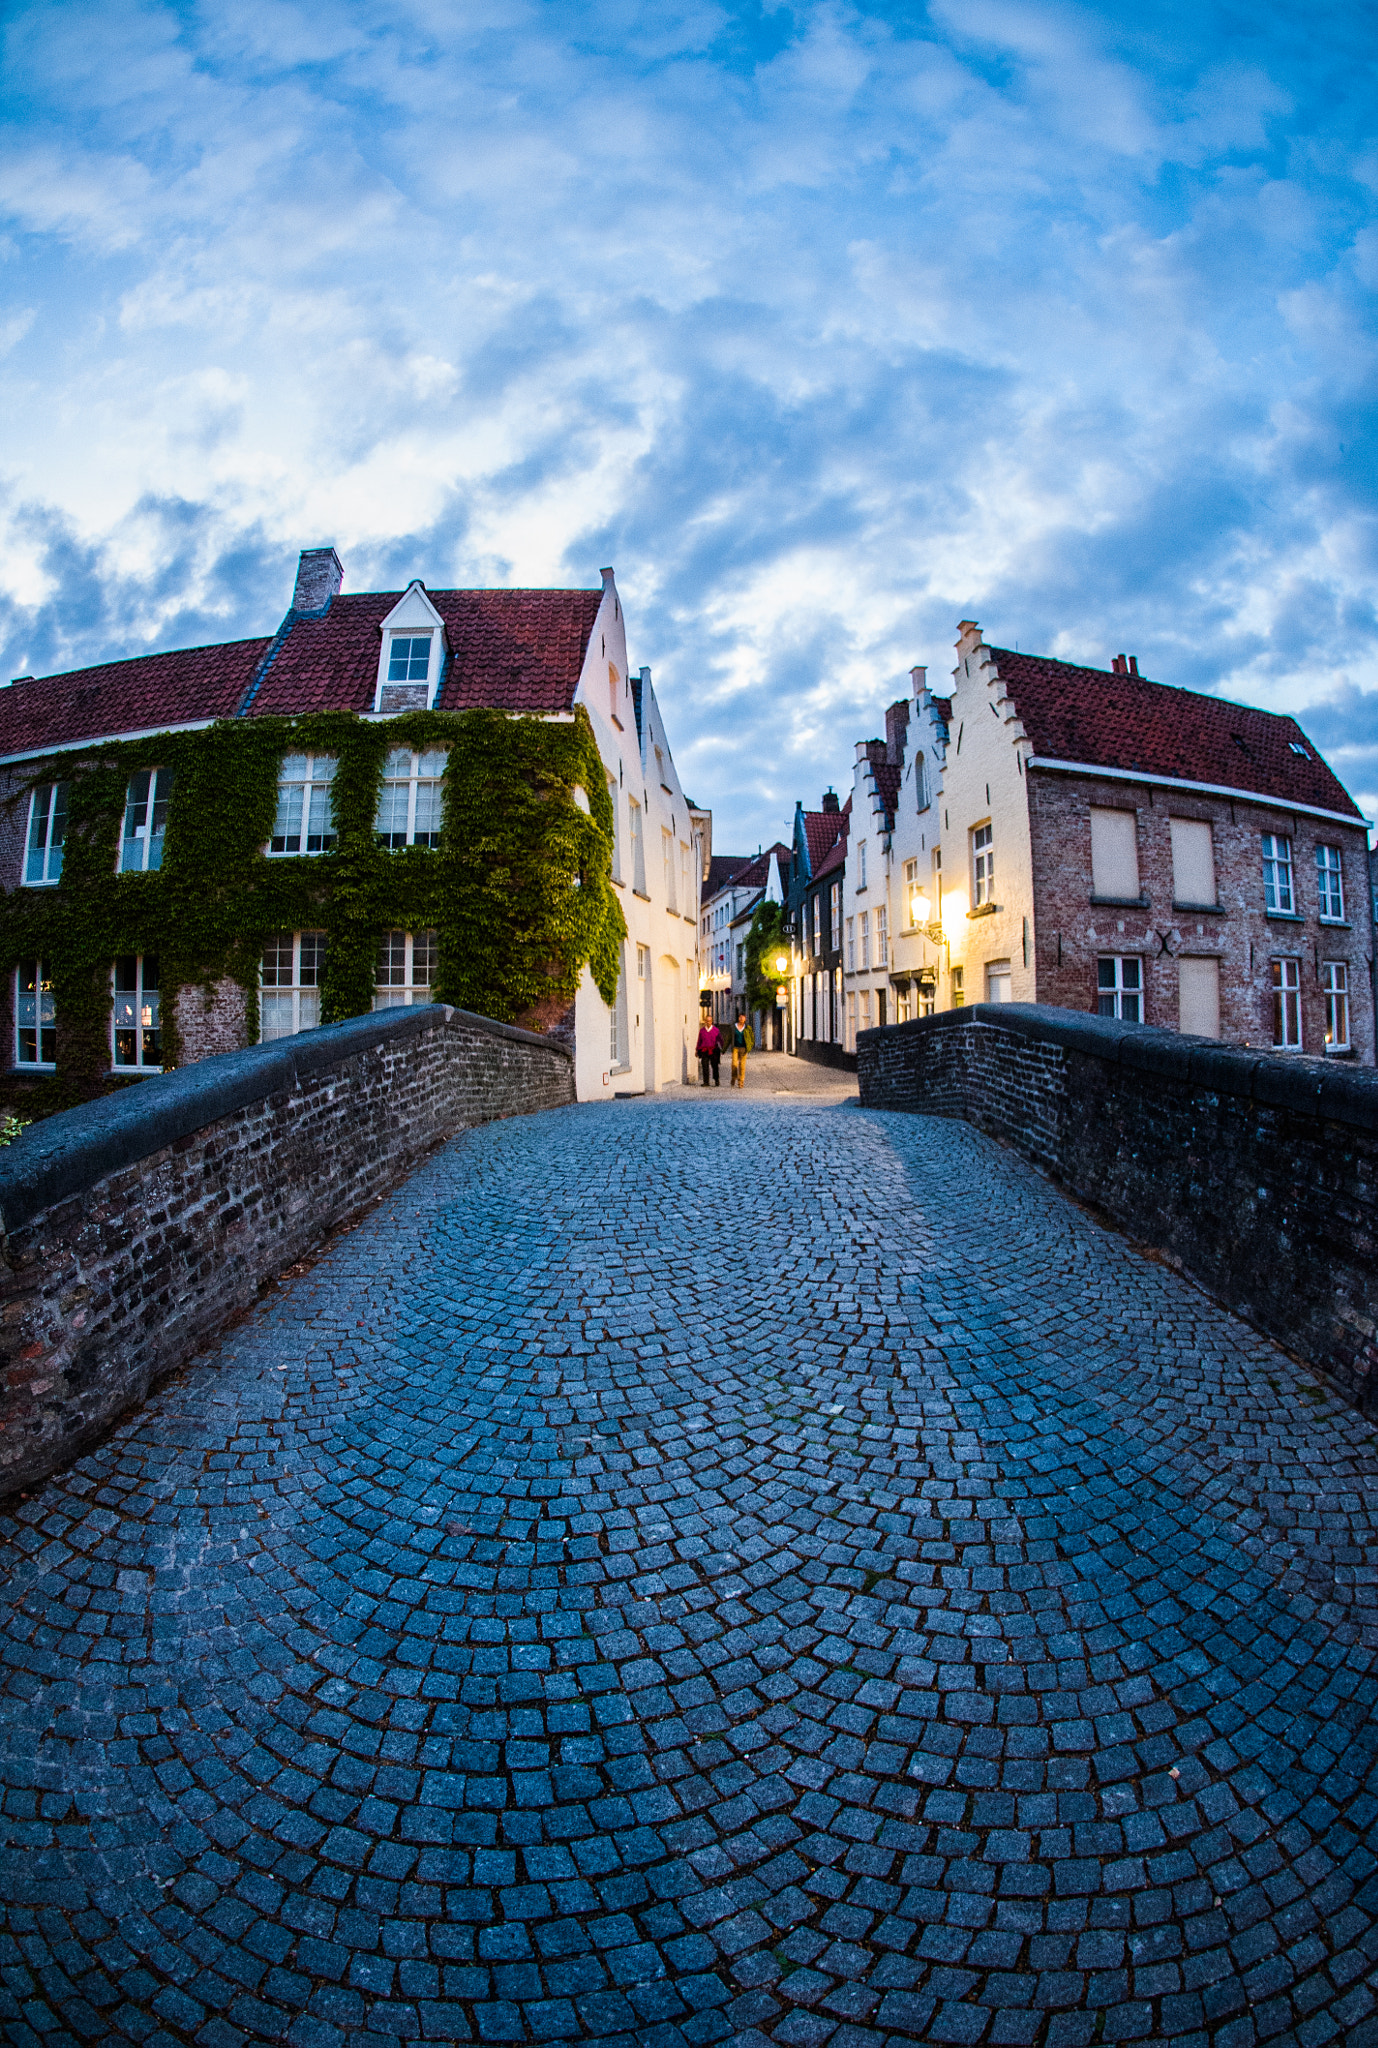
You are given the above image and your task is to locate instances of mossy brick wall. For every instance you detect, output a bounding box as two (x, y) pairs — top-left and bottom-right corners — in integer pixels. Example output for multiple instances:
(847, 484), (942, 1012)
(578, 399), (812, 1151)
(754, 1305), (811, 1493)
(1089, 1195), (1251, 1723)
(0, 1004), (574, 1496)
(858, 1003), (1378, 1415)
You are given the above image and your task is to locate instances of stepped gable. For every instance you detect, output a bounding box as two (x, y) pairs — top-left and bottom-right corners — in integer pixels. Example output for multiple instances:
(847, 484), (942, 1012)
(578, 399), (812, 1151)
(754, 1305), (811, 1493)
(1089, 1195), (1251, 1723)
(250, 587), (604, 718)
(994, 648), (1362, 819)
(0, 639), (270, 759)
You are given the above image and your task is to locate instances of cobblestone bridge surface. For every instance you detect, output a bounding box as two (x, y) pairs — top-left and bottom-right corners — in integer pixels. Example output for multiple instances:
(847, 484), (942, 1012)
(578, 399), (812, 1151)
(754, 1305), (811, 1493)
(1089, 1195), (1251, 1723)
(3, 1070), (1378, 2048)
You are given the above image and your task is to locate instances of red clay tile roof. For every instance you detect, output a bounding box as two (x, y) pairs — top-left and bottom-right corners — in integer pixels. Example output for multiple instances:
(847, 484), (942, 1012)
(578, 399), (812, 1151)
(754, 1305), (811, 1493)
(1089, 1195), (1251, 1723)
(812, 803), (850, 881)
(872, 763), (901, 823)
(726, 841), (792, 895)
(994, 649), (1362, 820)
(0, 588), (605, 755)
(252, 589), (603, 718)
(706, 854), (752, 893)
(800, 809), (843, 872)
(0, 639), (269, 759)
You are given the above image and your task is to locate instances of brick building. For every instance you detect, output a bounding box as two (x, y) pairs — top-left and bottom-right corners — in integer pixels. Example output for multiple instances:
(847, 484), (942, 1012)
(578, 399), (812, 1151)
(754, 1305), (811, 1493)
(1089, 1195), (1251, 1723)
(2, 548), (703, 1107)
(881, 623), (1374, 1061)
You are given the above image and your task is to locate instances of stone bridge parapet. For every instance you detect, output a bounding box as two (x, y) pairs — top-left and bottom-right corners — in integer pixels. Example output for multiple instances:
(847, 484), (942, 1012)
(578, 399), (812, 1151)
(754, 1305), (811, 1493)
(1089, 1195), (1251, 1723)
(858, 1003), (1378, 1414)
(0, 1004), (573, 1495)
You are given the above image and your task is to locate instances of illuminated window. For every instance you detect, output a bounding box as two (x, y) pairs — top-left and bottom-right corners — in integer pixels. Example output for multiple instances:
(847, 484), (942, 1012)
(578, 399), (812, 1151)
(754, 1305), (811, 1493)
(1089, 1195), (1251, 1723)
(1272, 956), (1302, 1048)
(1323, 961), (1350, 1050)
(15, 960), (55, 1067)
(121, 769), (173, 872)
(24, 783), (67, 886)
(112, 955), (161, 1070)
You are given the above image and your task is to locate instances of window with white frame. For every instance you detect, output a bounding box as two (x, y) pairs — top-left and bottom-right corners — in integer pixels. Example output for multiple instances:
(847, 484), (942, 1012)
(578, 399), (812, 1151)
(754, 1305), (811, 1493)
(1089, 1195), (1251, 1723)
(375, 749), (446, 850)
(608, 778), (622, 882)
(121, 769), (173, 873)
(629, 799), (646, 894)
(846, 917), (855, 971)
(876, 904), (888, 966)
(986, 958), (1012, 1003)
(1097, 955), (1142, 1022)
(950, 964), (964, 1008)
(859, 910), (870, 969)
(260, 932), (327, 1040)
(387, 634), (433, 686)
(112, 955), (161, 1069)
(812, 895), (821, 956)
(1271, 956), (1302, 1048)
(847, 990), (856, 1044)
(24, 782), (67, 886)
(858, 841), (868, 889)
(1262, 833), (1294, 913)
(860, 988), (872, 1031)
(15, 959), (55, 1067)
(829, 881), (840, 944)
(637, 943), (648, 980)
(972, 823), (994, 906)
(373, 929), (437, 1009)
(915, 753), (928, 811)
(270, 755), (337, 856)
(1316, 844), (1345, 922)
(1322, 962), (1349, 1050)
(904, 858), (923, 928)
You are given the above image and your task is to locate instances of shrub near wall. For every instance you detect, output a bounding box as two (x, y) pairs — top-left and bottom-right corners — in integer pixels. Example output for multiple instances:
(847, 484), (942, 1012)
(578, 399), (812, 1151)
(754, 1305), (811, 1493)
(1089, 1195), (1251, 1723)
(858, 1004), (1378, 1415)
(0, 1004), (574, 1497)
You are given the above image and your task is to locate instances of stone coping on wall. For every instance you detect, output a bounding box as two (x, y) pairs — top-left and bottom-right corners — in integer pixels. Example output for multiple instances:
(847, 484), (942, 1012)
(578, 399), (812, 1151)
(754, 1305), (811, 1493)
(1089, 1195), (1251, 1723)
(0, 1004), (569, 1237)
(858, 1002), (1378, 1132)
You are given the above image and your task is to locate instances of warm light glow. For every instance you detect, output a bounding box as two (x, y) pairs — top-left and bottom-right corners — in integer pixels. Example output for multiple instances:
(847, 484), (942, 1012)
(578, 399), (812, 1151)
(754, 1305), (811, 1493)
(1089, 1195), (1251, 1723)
(941, 890), (968, 937)
(910, 889), (930, 922)
(775, 952), (789, 974)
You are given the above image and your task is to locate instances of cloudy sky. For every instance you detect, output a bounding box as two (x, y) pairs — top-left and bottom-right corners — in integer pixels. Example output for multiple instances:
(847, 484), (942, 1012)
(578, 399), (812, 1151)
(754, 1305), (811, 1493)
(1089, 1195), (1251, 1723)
(1, 0), (1374, 846)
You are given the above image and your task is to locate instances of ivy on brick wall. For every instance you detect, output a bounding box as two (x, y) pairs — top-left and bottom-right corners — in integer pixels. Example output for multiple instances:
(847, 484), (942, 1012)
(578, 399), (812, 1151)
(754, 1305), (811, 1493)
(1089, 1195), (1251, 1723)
(0, 706), (624, 1117)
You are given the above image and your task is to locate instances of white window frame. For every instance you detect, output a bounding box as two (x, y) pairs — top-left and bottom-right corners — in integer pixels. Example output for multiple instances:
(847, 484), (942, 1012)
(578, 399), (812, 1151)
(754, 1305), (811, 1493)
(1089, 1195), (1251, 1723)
(1322, 960), (1350, 1050)
(1097, 954), (1143, 1023)
(629, 799), (646, 895)
(1262, 833), (1294, 914)
(663, 827), (677, 912)
(384, 631), (435, 690)
(812, 895), (821, 956)
(260, 932), (328, 1040)
(608, 778), (622, 883)
(860, 987), (872, 1032)
(111, 954), (162, 1071)
(846, 917), (855, 972)
(859, 910), (870, 970)
(972, 823), (994, 907)
(1316, 844), (1345, 923)
(986, 958), (1012, 1003)
(876, 904), (888, 966)
(829, 882), (840, 945)
(121, 768), (173, 874)
(373, 929), (438, 1010)
(904, 858), (921, 929)
(375, 749), (446, 850)
(915, 753), (929, 812)
(15, 959), (55, 1069)
(269, 754), (338, 857)
(24, 783), (67, 887)
(1271, 956), (1302, 1049)
(637, 944), (649, 980)
(858, 841), (868, 890)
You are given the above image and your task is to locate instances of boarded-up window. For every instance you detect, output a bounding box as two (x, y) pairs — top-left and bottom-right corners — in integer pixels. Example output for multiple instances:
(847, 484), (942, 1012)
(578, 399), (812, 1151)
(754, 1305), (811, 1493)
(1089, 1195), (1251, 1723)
(1090, 807), (1140, 899)
(1178, 955), (1221, 1038)
(1170, 818), (1216, 906)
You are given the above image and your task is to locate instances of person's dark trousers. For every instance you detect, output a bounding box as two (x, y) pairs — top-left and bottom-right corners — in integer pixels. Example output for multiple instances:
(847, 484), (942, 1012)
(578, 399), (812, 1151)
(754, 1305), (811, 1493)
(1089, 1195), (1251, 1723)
(698, 1054), (712, 1085)
(710, 1051), (721, 1086)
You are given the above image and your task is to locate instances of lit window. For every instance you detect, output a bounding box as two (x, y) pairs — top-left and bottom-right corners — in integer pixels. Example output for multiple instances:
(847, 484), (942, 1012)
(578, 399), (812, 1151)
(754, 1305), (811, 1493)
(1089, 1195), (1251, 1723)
(373, 929), (438, 1009)
(375, 749), (446, 849)
(951, 964), (964, 1008)
(1097, 955), (1142, 1022)
(1271, 957), (1302, 1048)
(904, 858), (923, 927)
(15, 959), (55, 1067)
(112, 955), (161, 1069)
(1262, 833), (1293, 913)
(830, 881), (840, 943)
(260, 932), (327, 1039)
(270, 754), (337, 856)
(812, 895), (821, 955)
(387, 634), (432, 683)
(121, 769), (173, 873)
(972, 823), (994, 906)
(24, 783), (67, 886)
(1322, 961), (1350, 1050)
(1316, 844), (1344, 922)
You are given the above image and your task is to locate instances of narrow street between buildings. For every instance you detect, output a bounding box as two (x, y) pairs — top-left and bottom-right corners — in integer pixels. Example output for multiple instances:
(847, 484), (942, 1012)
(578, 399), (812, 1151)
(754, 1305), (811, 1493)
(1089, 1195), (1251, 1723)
(2, 1086), (1376, 2048)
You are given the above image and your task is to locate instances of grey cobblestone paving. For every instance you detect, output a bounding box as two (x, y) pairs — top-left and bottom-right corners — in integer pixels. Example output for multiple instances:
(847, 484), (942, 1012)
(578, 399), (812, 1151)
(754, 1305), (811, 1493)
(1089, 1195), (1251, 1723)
(2, 1093), (1377, 2048)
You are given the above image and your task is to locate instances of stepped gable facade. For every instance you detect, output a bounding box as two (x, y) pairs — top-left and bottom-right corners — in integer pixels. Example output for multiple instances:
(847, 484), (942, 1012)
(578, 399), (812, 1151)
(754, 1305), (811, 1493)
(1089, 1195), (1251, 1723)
(1, 548), (702, 1105)
(880, 622), (1374, 1060)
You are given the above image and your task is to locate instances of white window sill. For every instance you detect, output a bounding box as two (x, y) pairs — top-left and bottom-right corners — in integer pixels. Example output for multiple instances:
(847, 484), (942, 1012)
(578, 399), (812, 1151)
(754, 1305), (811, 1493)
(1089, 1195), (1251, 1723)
(11, 1065), (56, 1075)
(19, 879), (61, 889)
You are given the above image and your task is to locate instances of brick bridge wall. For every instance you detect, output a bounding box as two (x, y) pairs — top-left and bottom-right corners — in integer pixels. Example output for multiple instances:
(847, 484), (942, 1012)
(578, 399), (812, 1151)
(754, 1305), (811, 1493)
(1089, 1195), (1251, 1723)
(858, 1003), (1378, 1415)
(0, 1005), (574, 1496)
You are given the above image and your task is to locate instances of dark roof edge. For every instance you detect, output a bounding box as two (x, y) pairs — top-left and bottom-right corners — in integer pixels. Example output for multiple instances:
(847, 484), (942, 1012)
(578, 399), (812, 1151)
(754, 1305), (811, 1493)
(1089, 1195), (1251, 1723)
(0, 1004), (570, 1235)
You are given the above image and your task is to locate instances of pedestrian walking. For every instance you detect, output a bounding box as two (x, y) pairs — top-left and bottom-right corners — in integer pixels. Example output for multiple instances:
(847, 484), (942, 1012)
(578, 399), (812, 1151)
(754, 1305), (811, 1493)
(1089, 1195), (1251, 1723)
(730, 1008), (753, 1088)
(695, 1016), (722, 1086)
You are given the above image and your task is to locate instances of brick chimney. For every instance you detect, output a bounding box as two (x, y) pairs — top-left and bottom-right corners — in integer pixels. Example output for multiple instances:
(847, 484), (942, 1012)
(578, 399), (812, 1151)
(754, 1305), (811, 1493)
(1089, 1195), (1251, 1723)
(1111, 654), (1140, 676)
(885, 698), (910, 766)
(292, 548), (343, 614)
(822, 790), (840, 815)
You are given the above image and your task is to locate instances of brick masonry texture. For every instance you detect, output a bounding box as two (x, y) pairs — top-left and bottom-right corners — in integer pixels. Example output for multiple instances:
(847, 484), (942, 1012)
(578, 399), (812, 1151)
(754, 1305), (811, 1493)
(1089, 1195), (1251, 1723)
(0, 1006), (574, 1497)
(857, 1004), (1378, 1415)
(0, 1090), (1376, 2048)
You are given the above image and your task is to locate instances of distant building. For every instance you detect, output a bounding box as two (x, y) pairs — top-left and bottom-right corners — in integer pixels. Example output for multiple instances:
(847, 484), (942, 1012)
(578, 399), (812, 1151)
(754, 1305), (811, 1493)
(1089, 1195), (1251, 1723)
(789, 791), (849, 1066)
(875, 623), (1374, 1061)
(700, 842), (791, 1043)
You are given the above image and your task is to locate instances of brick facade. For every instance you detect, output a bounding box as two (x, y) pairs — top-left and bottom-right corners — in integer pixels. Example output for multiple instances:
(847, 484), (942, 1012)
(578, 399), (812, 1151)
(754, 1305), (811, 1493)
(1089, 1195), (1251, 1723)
(858, 1003), (1378, 1414)
(1028, 767), (1375, 1056)
(0, 1004), (574, 1496)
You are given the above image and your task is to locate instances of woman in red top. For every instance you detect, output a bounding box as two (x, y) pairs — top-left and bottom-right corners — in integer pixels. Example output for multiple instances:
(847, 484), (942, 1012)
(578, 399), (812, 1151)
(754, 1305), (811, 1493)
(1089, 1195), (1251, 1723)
(695, 1017), (722, 1086)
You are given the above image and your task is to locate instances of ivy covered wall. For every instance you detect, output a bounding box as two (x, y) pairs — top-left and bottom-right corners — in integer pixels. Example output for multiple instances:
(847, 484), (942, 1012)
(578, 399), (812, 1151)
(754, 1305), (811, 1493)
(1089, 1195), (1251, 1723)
(0, 706), (624, 1118)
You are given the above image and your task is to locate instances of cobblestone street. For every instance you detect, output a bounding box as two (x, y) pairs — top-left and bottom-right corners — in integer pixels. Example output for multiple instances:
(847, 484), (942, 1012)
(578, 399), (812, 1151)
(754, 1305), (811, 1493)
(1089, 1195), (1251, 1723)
(3, 1086), (1377, 2048)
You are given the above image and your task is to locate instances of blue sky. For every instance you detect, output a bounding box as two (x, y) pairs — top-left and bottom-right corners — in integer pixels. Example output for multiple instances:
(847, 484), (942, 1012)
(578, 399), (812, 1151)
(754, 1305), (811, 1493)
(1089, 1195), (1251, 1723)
(1, 0), (1374, 847)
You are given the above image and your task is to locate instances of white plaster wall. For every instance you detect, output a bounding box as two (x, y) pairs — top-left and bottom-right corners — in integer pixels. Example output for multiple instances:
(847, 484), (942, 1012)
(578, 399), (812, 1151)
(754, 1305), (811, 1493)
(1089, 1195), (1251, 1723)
(935, 631), (1037, 1007)
(889, 679), (949, 1002)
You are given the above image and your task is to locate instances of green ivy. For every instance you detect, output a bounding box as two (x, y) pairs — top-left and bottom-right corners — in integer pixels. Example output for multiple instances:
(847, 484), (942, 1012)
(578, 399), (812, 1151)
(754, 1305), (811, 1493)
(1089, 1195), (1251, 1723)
(0, 706), (625, 1120)
(744, 898), (790, 1014)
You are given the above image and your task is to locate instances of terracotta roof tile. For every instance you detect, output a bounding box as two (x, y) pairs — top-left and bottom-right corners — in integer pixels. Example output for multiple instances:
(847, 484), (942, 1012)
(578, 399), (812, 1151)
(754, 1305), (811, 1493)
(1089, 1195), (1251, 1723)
(0, 639), (269, 760)
(801, 809), (843, 871)
(994, 649), (1362, 819)
(706, 854), (752, 893)
(812, 806), (850, 881)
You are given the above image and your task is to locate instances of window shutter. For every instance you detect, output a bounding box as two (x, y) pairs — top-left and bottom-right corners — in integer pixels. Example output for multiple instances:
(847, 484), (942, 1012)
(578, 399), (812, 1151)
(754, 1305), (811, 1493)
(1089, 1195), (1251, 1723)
(1170, 819), (1216, 907)
(1089, 807), (1140, 899)
(1178, 956), (1221, 1038)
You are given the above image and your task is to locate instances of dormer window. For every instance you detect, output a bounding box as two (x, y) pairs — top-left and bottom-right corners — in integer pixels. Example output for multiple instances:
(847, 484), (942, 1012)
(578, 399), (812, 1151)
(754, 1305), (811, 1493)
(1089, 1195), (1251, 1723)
(375, 581), (447, 712)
